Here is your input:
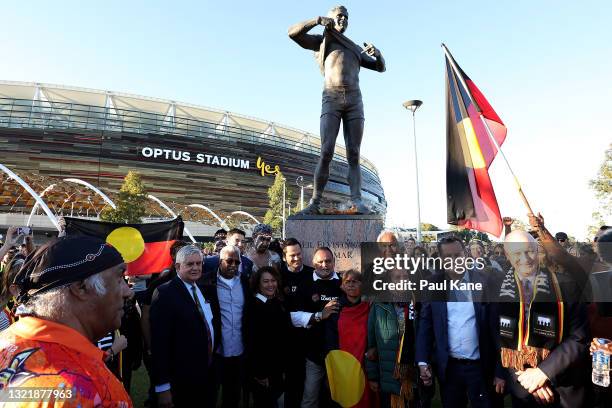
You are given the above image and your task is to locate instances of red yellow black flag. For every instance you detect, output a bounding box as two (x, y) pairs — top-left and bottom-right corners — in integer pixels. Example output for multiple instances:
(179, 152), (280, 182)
(64, 217), (184, 276)
(444, 45), (506, 236)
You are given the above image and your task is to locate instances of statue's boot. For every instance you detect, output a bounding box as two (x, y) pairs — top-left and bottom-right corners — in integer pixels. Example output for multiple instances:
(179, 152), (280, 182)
(352, 199), (374, 215)
(298, 199), (321, 215)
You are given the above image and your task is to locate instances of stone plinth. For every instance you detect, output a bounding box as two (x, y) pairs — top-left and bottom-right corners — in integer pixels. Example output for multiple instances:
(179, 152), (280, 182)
(285, 214), (384, 273)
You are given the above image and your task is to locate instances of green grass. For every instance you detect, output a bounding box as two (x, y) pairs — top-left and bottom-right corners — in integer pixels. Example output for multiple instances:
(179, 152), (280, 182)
(127, 367), (511, 407)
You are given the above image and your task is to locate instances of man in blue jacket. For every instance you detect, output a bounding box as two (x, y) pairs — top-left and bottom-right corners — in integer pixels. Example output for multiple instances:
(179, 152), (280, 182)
(415, 236), (502, 408)
(202, 228), (253, 279)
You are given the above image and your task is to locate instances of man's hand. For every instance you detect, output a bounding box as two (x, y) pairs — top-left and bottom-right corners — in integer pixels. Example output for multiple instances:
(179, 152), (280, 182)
(321, 299), (339, 319)
(318, 16), (334, 29)
(591, 337), (612, 355)
(363, 43), (381, 58)
(493, 377), (505, 394)
(365, 347), (378, 361)
(528, 213), (545, 231)
(516, 367), (549, 393)
(502, 217), (514, 227)
(368, 381), (380, 392)
(531, 384), (554, 405)
(3, 227), (18, 247)
(157, 390), (173, 408)
(255, 377), (269, 388)
(418, 364), (432, 386)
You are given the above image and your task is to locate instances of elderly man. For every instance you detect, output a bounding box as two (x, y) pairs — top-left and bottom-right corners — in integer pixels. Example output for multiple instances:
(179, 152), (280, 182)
(151, 244), (219, 408)
(246, 224), (282, 272)
(0, 236), (133, 406)
(291, 246), (342, 407)
(495, 230), (590, 407)
(289, 5), (385, 214)
(201, 245), (251, 408)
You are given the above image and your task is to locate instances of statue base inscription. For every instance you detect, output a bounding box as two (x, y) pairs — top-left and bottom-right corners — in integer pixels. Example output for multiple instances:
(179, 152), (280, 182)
(286, 214), (384, 273)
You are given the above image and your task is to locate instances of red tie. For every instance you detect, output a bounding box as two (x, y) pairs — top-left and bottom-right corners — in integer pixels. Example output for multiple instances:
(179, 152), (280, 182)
(191, 284), (213, 365)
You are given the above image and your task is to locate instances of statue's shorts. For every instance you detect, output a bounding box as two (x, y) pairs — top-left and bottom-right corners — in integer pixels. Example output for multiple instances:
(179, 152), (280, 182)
(321, 87), (364, 121)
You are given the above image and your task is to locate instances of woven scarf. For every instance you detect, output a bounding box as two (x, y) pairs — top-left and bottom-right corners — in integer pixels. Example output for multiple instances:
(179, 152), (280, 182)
(498, 268), (564, 370)
(315, 28), (363, 76)
(391, 302), (415, 408)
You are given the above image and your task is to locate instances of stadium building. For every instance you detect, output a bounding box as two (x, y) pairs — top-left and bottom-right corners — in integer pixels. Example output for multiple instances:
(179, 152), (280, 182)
(0, 81), (386, 238)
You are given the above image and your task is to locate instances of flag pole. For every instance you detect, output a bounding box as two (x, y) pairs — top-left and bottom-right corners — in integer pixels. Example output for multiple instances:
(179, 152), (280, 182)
(441, 44), (535, 215)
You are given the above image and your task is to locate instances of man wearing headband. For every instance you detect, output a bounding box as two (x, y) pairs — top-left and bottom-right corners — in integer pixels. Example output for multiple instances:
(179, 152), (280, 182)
(246, 223), (281, 273)
(0, 236), (133, 407)
(289, 5), (385, 215)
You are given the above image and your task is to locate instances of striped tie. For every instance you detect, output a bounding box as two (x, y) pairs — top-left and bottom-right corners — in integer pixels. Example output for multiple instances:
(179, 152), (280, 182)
(191, 284), (213, 366)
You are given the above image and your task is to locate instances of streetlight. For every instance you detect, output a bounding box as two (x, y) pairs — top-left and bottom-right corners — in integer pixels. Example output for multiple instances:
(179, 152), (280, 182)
(402, 99), (423, 243)
(296, 176), (304, 210)
(282, 176), (286, 239)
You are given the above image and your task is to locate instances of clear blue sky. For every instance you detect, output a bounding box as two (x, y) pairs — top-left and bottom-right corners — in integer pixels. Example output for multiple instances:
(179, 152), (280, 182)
(2, 1), (610, 239)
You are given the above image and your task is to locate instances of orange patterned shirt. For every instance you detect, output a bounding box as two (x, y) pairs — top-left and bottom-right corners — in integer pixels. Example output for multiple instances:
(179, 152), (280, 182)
(0, 317), (132, 407)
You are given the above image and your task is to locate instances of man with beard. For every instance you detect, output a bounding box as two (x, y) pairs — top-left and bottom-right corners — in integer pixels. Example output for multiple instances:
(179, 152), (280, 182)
(494, 230), (589, 407)
(201, 245), (251, 408)
(246, 224), (282, 273)
(280, 238), (314, 407)
(291, 247), (342, 407)
(288, 5), (385, 215)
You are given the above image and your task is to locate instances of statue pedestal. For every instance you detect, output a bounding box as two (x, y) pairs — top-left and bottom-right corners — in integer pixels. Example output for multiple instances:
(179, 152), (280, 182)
(286, 214), (384, 273)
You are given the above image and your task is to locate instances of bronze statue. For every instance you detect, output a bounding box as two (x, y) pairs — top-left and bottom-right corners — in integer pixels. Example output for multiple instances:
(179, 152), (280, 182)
(288, 5), (385, 215)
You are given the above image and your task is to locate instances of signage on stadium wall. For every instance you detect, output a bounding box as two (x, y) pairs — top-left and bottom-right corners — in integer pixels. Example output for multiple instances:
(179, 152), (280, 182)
(139, 146), (281, 176)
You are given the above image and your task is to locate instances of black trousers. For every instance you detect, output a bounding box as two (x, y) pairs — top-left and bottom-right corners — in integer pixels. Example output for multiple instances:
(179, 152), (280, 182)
(440, 358), (491, 408)
(216, 354), (247, 408)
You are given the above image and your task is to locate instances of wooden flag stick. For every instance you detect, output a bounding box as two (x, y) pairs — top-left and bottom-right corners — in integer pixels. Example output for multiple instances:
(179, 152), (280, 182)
(441, 43), (535, 215)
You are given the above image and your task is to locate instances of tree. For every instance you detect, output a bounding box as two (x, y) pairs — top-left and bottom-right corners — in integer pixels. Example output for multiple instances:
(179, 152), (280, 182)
(100, 171), (147, 223)
(263, 171), (295, 236)
(588, 144), (611, 238)
(421, 223), (440, 231)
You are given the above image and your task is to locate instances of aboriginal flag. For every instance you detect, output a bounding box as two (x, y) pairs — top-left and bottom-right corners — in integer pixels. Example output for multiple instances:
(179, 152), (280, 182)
(64, 217), (184, 276)
(444, 44), (506, 236)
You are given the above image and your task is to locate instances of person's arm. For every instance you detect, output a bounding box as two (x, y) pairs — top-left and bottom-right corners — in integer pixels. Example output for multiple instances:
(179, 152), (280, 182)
(503, 217), (513, 237)
(288, 17), (325, 51)
(361, 44), (386, 72)
(0, 227), (18, 262)
(149, 287), (174, 395)
(24, 234), (35, 256)
(364, 305), (380, 382)
(537, 301), (589, 384)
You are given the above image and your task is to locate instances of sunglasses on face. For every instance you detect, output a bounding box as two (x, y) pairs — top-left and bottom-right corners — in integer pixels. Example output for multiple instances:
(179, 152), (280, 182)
(222, 259), (241, 265)
(557, 238), (566, 242)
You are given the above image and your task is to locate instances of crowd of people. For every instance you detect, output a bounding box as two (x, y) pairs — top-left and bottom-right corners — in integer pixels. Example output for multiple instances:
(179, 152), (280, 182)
(0, 217), (610, 408)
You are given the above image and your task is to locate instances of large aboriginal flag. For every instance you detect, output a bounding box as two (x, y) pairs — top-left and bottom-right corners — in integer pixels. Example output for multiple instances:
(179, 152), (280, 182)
(444, 44), (506, 236)
(64, 217), (184, 276)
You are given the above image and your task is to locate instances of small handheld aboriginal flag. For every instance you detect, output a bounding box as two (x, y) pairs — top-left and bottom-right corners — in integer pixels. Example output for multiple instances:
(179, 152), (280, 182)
(64, 217), (184, 276)
(444, 44), (506, 236)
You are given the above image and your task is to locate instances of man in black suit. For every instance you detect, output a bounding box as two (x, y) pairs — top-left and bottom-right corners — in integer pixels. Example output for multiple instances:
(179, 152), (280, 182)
(203, 228), (254, 280)
(151, 245), (220, 408)
(416, 237), (501, 408)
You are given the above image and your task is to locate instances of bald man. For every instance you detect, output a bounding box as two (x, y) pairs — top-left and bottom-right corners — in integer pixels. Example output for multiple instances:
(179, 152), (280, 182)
(493, 230), (589, 407)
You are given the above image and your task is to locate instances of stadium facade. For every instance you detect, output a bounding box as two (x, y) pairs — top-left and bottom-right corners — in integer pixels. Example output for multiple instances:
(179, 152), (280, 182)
(0, 81), (385, 235)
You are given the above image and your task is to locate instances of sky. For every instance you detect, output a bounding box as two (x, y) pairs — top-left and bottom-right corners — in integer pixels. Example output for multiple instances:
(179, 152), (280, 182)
(1, 1), (610, 239)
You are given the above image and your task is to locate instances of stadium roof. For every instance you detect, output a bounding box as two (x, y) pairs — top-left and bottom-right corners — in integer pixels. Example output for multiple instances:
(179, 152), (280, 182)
(0, 80), (378, 175)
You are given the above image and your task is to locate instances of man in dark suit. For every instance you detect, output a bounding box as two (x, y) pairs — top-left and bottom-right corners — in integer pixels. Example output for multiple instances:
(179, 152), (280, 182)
(203, 228), (254, 280)
(151, 245), (220, 408)
(200, 245), (252, 408)
(416, 237), (501, 408)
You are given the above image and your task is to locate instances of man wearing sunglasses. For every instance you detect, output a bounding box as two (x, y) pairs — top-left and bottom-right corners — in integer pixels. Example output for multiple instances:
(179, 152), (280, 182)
(200, 245), (251, 408)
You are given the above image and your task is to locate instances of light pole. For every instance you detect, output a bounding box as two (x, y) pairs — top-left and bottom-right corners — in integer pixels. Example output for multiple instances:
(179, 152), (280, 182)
(296, 176), (304, 210)
(402, 99), (423, 243)
(282, 177), (286, 239)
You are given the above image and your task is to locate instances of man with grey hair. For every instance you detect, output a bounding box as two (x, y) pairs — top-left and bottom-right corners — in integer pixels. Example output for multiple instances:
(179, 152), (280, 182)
(289, 5), (386, 214)
(201, 244), (251, 408)
(151, 244), (219, 408)
(0, 236), (133, 406)
(493, 230), (589, 407)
